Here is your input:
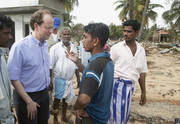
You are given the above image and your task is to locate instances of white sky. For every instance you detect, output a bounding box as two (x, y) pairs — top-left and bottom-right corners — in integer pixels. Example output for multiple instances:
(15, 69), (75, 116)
(71, 0), (173, 27)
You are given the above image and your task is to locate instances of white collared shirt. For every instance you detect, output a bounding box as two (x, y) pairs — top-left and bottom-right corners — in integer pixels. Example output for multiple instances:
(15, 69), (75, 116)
(49, 42), (77, 80)
(110, 41), (148, 82)
(52, 33), (58, 42)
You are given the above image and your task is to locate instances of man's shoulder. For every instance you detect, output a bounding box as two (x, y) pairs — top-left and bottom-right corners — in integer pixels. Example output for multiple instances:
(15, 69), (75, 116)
(136, 42), (146, 52)
(111, 41), (124, 49)
(12, 36), (32, 49)
(89, 56), (111, 71)
(50, 42), (61, 50)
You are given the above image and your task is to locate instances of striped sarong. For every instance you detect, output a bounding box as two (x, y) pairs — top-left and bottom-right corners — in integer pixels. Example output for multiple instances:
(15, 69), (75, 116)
(108, 78), (134, 124)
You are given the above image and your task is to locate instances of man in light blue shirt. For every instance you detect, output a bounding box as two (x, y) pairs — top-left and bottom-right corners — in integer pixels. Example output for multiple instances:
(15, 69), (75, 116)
(0, 13), (14, 124)
(8, 9), (53, 124)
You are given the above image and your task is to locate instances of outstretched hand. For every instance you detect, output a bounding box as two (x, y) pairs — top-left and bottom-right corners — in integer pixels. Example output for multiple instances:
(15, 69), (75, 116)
(65, 50), (78, 63)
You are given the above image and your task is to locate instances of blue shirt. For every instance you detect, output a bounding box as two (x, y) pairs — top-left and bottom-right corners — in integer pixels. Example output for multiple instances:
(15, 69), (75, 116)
(80, 52), (114, 124)
(8, 35), (50, 92)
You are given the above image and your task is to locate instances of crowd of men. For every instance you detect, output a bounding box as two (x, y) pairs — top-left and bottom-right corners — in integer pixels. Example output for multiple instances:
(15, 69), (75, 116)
(0, 9), (147, 124)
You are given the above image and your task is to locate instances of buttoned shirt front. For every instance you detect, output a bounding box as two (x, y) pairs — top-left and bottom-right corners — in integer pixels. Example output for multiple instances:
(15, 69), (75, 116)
(0, 48), (13, 119)
(8, 35), (50, 92)
(110, 41), (148, 82)
(49, 42), (77, 80)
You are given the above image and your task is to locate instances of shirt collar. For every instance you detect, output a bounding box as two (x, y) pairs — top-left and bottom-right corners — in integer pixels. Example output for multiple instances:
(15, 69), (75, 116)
(122, 40), (141, 54)
(60, 41), (73, 48)
(30, 35), (47, 46)
(88, 52), (110, 62)
(0, 47), (8, 56)
(122, 40), (141, 47)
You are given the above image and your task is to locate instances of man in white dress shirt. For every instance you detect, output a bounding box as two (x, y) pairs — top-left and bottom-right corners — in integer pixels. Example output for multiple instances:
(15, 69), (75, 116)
(49, 27), (80, 124)
(108, 20), (148, 124)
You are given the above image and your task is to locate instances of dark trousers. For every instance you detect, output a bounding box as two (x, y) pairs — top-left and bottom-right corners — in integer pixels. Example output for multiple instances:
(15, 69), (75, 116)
(76, 117), (93, 124)
(13, 88), (49, 124)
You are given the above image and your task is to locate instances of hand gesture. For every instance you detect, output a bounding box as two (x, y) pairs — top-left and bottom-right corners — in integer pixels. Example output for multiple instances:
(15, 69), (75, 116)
(65, 50), (78, 63)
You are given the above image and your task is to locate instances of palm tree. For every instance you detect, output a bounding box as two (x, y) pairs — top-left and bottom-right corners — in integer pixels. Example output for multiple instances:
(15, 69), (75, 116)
(114, 0), (129, 22)
(138, 0), (150, 41)
(59, 0), (79, 12)
(162, 0), (180, 26)
(129, 0), (134, 19)
(59, 0), (79, 27)
(114, 0), (163, 26)
(162, 0), (180, 42)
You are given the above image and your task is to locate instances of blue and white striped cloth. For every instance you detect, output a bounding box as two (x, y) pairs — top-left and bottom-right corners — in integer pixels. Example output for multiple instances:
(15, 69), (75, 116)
(108, 78), (134, 124)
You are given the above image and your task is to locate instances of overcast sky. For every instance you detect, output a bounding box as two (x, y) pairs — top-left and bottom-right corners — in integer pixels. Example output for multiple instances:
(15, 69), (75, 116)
(71, 0), (173, 27)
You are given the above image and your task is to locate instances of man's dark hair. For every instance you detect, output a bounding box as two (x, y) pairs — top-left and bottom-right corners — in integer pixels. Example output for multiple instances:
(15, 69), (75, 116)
(0, 13), (13, 30)
(30, 9), (52, 30)
(123, 20), (140, 31)
(84, 23), (109, 47)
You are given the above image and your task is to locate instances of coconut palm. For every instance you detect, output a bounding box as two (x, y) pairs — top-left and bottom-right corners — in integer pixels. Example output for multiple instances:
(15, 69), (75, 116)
(114, 0), (163, 26)
(162, 0), (180, 42)
(138, 0), (150, 41)
(60, 0), (79, 12)
(162, 0), (180, 26)
(59, 0), (79, 27)
(114, 0), (129, 22)
(129, 0), (134, 19)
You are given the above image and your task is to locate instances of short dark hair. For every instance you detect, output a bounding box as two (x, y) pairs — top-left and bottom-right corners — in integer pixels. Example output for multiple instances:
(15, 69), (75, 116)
(0, 13), (13, 30)
(123, 20), (140, 31)
(30, 9), (52, 30)
(84, 23), (109, 47)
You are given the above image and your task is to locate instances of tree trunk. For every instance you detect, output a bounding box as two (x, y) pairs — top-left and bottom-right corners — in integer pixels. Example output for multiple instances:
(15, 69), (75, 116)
(138, 0), (150, 41)
(129, 0), (134, 19)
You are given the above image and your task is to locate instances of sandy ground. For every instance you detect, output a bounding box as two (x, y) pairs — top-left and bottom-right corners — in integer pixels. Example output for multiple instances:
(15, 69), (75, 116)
(133, 47), (180, 105)
(129, 43), (180, 124)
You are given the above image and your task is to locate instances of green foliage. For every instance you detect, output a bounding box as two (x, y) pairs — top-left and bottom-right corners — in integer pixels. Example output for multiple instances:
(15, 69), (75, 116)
(71, 23), (84, 42)
(109, 23), (123, 40)
(60, 0), (79, 12)
(114, 0), (163, 26)
(63, 13), (75, 27)
(162, 0), (180, 42)
(162, 0), (180, 25)
(61, 0), (79, 28)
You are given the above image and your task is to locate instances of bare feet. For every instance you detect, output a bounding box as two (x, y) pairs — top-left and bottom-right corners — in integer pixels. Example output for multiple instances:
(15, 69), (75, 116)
(53, 116), (59, 124)
(50, 108), (59, 115)
(61, 117), (73, 124)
